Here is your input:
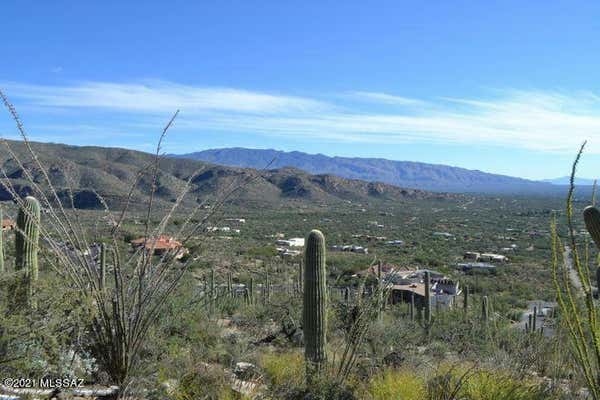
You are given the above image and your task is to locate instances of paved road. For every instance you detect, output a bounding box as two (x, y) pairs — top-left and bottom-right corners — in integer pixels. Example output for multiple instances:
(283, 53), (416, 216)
(564, 246), (583, 291)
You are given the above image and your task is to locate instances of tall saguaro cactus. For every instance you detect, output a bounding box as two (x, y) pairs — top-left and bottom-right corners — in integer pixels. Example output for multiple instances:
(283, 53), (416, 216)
(481, 295), (489, 323)
(584, 206), (600, 248)
(16, 196), (41, 301)
(584, 206), (600, 297)
(410, 291), (415, 321)
(424, 271), (431, 325)
(463, 286), (469, 321)
(249, 277), (254, 305)
(303, 229), (327, 380)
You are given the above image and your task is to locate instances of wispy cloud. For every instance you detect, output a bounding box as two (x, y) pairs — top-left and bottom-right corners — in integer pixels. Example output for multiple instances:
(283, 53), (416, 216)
(2, 81), (330, 114)
(3, 81), (600, 154)
(347, 91), (428, 106)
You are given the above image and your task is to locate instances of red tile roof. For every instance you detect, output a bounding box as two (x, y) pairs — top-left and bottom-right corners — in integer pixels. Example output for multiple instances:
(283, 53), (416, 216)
(130, 235), (183, 250)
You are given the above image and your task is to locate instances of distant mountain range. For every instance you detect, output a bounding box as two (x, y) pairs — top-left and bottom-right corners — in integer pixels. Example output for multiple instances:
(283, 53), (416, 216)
(542, 177), (598, 186)
(0, 140), (457, 209)
(174, 148), (569, 195)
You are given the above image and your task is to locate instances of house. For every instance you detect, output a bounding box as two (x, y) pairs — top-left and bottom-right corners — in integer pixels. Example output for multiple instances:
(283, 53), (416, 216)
(2, 219), (15, 231)
(457, 262), (497, 273)
(433, 232), (454, 238)
(330, 244), (369, 254)
(479, 253), (508, 263)
(357, 265), (460, 309)
(130, 235), (188, 258)
(224, 218), (246, 224)
(384, 269), (461, 308)
(207, 226), (240, 234)
(463, 252), (508, 263)
(275, 238), (305, 247)
(277, 247), (301, 257)
(463, 251), (480, 261)
(386, 240), (404, 246)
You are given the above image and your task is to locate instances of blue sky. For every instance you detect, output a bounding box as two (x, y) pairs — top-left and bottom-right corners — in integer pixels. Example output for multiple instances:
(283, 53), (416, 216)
(2, 1), (600, 180)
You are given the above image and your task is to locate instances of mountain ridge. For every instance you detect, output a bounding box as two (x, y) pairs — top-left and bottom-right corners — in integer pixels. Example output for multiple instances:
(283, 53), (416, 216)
(174, 147), (559, 194)
(0, 140), (459, 209)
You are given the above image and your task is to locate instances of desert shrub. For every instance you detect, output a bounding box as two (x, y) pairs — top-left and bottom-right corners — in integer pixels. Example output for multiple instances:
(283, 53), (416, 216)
(461, 370), (547, 400)
(365, 368), (425, 400)
(171, 364), (237, 400)
(261, 351), (304, 387)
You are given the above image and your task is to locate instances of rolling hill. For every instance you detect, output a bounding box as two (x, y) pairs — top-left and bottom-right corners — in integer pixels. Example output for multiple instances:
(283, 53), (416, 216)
(0, 140), (459, 209)
(175, 148), (561, 194)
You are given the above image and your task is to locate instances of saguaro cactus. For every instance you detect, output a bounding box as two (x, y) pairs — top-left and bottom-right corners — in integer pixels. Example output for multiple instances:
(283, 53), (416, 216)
(303, 229), (327, 379)
(209, 268), (215, 312)
(424, 271), (431, 325)
(249, 277), (254, 305)
(584, 206), (600, 248)
(410, 291), (415, 321)
(16, 196), (41, 300)
(481, 295), (489, 322)
(583, 206), (600, 297)
(298, 260), (303, 293)
(463, 286), (469, 317)
(227, 272), (233, 297)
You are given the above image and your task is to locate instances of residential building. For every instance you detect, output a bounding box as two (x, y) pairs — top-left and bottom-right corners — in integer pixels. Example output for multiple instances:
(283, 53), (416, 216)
(130, 235), (188, 258)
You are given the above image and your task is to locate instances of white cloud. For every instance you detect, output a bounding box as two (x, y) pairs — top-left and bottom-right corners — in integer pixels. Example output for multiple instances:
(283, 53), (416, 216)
(347, 91), (428, 106)
(2, 81), (329, 114)
(3, 81), (600, 154)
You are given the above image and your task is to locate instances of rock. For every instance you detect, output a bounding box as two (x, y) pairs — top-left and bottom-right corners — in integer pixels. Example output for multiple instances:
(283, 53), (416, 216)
(234, 362), (260, 381)
(292, 329), (304, 346)
(161, 379), (178, 396)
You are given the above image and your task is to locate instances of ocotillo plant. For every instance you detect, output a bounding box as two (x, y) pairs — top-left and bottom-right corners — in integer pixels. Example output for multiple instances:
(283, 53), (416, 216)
(303, 229), (327, 381)
(99, 243), (106, 291)
(15, 196), (40, 301)
(552, 150), (600, 398)
(0, 206), (4, 273)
